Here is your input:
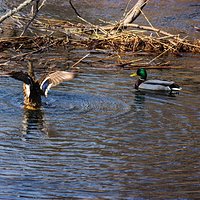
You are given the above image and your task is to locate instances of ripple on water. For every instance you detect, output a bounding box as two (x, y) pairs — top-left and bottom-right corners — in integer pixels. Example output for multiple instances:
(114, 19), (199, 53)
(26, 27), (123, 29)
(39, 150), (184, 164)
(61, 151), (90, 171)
(45, 91), (131, 120)
(0, 69), (200, 199)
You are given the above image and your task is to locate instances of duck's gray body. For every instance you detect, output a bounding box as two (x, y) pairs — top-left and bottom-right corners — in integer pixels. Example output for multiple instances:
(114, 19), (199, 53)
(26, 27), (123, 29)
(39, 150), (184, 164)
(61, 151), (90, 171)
(138, 79), (182, 93)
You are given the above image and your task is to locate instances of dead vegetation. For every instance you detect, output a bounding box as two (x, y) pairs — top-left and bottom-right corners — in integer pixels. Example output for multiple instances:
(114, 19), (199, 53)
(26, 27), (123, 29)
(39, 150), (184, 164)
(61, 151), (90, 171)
(0, 0), (200, 71)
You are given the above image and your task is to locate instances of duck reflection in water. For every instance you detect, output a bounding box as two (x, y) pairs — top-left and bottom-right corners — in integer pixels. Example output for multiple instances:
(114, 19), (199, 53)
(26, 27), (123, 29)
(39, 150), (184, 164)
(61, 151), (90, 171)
(133, 86), (178, 113)
(22, 107), (58, 137)
(22, 109), (45, 135)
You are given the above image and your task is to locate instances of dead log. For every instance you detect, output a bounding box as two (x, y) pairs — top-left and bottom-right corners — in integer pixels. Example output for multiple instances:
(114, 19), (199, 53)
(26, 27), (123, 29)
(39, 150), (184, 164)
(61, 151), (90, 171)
(122, 0), (149, 25)
(0, 0), (35, 24)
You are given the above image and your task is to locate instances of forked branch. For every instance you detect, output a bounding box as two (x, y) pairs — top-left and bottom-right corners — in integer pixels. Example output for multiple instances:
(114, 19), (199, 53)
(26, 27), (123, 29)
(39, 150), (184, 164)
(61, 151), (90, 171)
(0, 0), (35, 23)
(122, 0), (149, 25)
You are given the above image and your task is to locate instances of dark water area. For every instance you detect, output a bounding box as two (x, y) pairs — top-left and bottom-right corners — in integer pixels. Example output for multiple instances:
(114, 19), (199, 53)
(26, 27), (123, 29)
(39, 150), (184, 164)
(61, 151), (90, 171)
(1, 66), (200, 199)
(3, 0), (200, 38)
(0, 0), (200, 199)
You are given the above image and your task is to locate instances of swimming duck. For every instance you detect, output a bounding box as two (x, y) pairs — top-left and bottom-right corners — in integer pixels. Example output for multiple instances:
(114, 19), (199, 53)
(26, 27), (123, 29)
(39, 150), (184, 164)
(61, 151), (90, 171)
(5, 70), (76, 110)
(130, 68), (182, 95)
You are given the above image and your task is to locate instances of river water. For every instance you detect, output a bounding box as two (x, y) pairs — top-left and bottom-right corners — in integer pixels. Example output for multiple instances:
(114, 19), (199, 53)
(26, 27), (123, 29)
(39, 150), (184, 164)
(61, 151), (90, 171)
(0, 0), (200, 199)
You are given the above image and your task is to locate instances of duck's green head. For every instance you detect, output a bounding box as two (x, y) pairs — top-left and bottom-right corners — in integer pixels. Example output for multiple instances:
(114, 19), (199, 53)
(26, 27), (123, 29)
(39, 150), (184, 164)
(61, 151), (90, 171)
(130, 68), (147, 80)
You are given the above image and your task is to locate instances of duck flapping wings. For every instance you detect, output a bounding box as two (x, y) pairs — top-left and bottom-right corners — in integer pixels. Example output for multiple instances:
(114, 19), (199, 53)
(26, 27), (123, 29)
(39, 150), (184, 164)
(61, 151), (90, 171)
(39, 71), (76, 97)
(3, 70), (76, 97)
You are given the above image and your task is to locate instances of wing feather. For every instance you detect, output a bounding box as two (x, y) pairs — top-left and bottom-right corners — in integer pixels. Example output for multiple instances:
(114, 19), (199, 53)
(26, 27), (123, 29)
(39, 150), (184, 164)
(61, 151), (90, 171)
(7, 71), (33, 85)
(39, 71), (76, 96)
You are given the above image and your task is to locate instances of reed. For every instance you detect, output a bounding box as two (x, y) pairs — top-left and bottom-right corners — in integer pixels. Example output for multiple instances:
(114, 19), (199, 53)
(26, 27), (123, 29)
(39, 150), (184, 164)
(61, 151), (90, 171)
(0, 14), (199, 70)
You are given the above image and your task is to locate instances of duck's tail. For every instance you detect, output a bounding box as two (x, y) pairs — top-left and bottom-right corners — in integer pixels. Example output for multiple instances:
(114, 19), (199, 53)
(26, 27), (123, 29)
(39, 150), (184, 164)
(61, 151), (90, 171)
(170, 83), (182, 95)
(170, 83), (182, 91)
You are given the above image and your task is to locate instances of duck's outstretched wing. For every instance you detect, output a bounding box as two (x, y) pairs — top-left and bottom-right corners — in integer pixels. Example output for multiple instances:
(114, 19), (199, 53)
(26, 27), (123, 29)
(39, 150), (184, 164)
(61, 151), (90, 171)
(39, 71), (76, 97)
(5, 71), (33, 85)
(5, 71), (36, 98)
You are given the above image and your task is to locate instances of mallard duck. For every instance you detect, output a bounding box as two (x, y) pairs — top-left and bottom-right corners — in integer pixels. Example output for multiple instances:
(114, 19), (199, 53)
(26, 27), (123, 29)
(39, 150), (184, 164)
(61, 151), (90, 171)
(4, 70), (76, 110)
(130, 68), (182, 95)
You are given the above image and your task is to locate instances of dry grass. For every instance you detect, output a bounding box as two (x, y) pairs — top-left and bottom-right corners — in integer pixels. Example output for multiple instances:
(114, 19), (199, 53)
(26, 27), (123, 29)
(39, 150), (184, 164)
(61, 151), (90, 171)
(0, 15), (200, 71)
(1, 16), (200, 53)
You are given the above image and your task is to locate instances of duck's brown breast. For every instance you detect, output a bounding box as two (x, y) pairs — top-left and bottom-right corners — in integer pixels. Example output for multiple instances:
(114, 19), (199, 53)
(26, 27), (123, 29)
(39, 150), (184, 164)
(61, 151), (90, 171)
(23, 83), (42, 109)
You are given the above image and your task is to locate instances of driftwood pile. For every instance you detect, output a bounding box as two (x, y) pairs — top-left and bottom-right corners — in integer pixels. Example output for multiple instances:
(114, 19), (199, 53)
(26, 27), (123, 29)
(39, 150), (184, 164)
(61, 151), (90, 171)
(0, 0), (200, 71)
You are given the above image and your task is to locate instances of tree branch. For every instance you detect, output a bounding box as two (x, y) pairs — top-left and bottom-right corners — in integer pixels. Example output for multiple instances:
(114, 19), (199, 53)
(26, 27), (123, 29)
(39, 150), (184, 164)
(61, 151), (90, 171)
(0, 0), (35, 24)
(20, 0), (44, 36)
(122, 0), (149, 25)
(69, 0), (81, 17)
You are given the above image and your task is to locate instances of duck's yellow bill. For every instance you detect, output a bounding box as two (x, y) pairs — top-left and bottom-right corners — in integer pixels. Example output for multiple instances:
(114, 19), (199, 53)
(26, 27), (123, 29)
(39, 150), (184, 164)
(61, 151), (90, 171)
(130, 73), (137, 77)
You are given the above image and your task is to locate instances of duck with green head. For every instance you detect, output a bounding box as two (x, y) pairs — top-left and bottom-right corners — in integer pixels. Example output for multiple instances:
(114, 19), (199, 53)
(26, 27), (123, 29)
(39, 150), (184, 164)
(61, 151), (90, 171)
(130, 68), (182, 95)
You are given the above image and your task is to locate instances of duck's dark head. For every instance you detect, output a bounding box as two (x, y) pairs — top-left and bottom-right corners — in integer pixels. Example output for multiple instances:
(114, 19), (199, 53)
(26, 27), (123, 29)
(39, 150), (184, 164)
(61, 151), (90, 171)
(130, 68), (147, 80)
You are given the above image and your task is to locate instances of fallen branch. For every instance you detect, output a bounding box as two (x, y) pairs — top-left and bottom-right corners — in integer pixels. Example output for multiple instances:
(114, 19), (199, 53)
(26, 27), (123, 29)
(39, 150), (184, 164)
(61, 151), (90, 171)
(70, 53), (90, 68)
(125, 23), (175, 37)
(122, 0), (149, 25)
(20, 0), (47, 36)
(0, 0), (35, 24)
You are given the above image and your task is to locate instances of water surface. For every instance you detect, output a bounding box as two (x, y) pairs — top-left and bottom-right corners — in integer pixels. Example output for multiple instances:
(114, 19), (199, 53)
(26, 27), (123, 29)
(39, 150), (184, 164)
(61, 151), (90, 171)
(0, 0), (200, 199)
(0, 67), (200, 199)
